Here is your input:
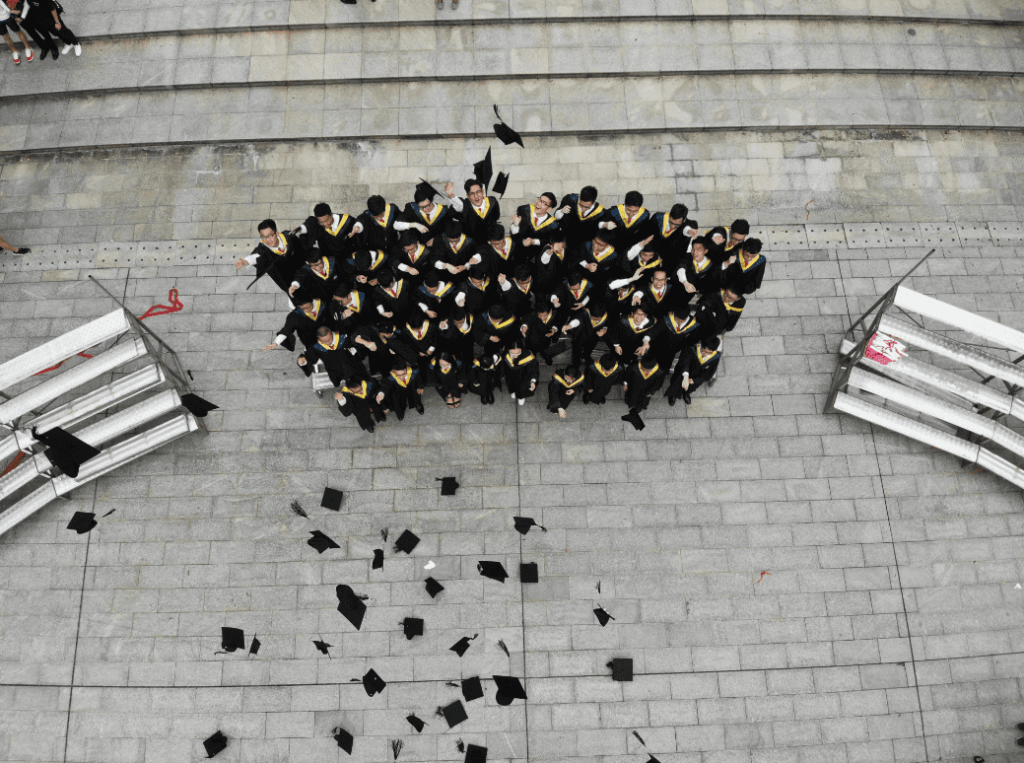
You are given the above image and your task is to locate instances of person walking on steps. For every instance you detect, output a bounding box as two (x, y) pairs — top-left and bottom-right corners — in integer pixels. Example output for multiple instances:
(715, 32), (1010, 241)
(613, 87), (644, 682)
(1, 0), (34, 64)
(22, 0), (79, 58)
(6, 0), (52, 60)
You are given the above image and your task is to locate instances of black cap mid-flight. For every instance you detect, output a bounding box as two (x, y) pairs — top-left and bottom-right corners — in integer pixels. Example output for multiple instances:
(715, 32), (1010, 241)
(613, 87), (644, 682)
(336, 585), (367, 630)
(394, 529), (420, 554)
(248, 637), (261, 657)
(461, 676), (484, 702)
(308, 530), (341, 554)
(66, 511), (97, 534)
(406, 714), (426, 733)
(477, 561), (508, 583)
(437, 476), (460, 495)
(473, 149), (493, 192)
(203, 731), (228, 758)
(491, 172), (509, 198)
(333, 726), (354, 755)
(513, 516), (546, 535)
(441, 699), (468, 728)
(492, 675), (528, 705)
(313, 639), (332, 656)
(34, 426), (100, 478)
(321, 487), (343, 511)
(493, 105), (524, 147)
(425, 577), (445, 598)
(621, 410), (646, 431)
(520, 563), (539, 583)
(416, 179), (445, 201)
(450, 635), (477, 657)
(610, 658), (633, 682)
(465, 744), (488, 763)
(362, 668), (387, 696)
(372, 549), (384, 569)
(594, 606), (615, 627)
(403, 617), (424, 640)
(220, 627), (245, 653)
(181, 393), (219, 418)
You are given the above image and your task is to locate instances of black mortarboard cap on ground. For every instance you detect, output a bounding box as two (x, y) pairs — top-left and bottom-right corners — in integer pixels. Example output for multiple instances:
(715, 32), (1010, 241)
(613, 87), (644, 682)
(594, 606), (615, 627)
(473, 148), (493, 191)
(248, 637), (261, 657)
(425, 577), (445, 598)
(321, 487), (343, 511)
(362, 668), (387, 696)
(308, 530), (341, 554)
(403, 617), (424, 640)
(492, 172), (509, 198)
(622, 409), (646, 431)
(520, 563), (539, 583)
(181, 393), (219, 418)
(203, 731), (228, 758)
(406, 714), (426, 733)
(477, 560), (508, 583)
(372, 549), (384, 569)
(492, 675), (528, 705)
(417, 179), (444, 201)
(450, 634), (477, 657)
(220, 627), (245, 653)
(394, 529), (420, 554)
(34, 426), (100, 478)
(67, 511), (97, 534)
(513, 516), (547, 535)
(437, 476), (460, 495)
(461, 676), (484, 702)
(493, 105), (524, 148)
(336, 585), (367, 630)
(441, 700), (468, 728)
(314, 639), (333, 656)
(609, 658), (633, 682)
(333, 727), (354, 755)
(466, 744), (488, 763)
(646, 756), (662, 763)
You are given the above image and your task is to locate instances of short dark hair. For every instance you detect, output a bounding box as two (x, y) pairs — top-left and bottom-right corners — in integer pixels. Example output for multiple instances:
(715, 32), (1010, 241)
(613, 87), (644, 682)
(670, 203), (688, 220)
(580, 186), (598, 203)
(293, 288), (313, 306)
(464, 179), (483, 195)
(540, 191), (557, 206)
(624, 190), (644, 207)
(400, 230), (419, 247)
(423, 272), (440, 288)
(367, 195), (386, 216)
(445, 219), (463, 239)
(376, 269), (394, 287)
(514, 265), (532, 281)
(640, 352), (659, 368)
(316, 325), (332, 337)
(313, 203), (331, 218)
(487, 224), (505, 242)
(304, 251), (322, 264)
(742, 238), (762, 254)
(599, 353), (616, 369)
(451, 306), (467, 322)
(414, 188), (431, 204)
(731, 219), (750, 235)
(258, 219), (277, 233)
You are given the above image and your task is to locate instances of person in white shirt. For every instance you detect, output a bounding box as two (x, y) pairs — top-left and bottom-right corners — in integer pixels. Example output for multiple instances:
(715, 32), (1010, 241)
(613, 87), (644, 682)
(0, 2), (34, 64)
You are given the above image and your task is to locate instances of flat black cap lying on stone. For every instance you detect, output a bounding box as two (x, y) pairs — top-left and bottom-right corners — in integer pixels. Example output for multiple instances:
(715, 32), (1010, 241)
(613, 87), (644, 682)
(440, 699), (468, 729)
(394, 529), (420, 554)
(437, 476), (460, 495)
(220, 627), (245, 653)
(336, 585), (367, 630)
(424, 577), (445, 598)
(66, 511), (97, 534)
(465, 744), (488, 763)
(181, 393), (219, 418)
(203, 731), (228, 758)
(403, 617), (424, 640)
(321, 486), (343, 511)
(520, 563), (539, 583)
(609, 658), (633, 682)
(461, 676), (483, 702)
(308, 530), (340, 554)
(333, 726), (354, 755)
(492, 675), (528, 705)
(362, 668), (387, 697)
(477, 560), (508, 582)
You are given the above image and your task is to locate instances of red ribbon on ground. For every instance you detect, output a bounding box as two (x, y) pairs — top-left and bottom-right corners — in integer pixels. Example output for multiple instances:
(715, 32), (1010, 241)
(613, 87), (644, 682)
(0, 451), (26, 477)
(34, 352), (93, 376)
(139, 289), (183, 321)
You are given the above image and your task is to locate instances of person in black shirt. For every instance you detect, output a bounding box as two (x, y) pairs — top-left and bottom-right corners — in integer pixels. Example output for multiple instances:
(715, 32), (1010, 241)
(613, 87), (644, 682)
(445, 179), (501, 243)
(547, 365), (584, 419)
(236, 219), (306, 295)
(583, 353), (623, 405)
(666, 336), (722, 406)
(295, 202), (357, 260)
(429, 352), (466, 409)
(22, 0), (78, 56)
(379, 360), (425, 419)
(404, 186), (450, 246)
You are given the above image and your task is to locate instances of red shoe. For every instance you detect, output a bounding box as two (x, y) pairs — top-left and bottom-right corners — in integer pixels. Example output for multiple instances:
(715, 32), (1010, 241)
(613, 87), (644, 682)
(25, 49), (33, 62)
(12, 51), (20, 65)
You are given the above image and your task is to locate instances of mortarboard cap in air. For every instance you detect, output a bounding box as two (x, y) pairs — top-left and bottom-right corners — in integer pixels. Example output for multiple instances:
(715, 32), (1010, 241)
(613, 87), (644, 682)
(594, 607), (615, 626)
(394, 529), (420, 554)
(609, 658), (633, 681)
(220, 627), (245, 653)
(621, 410), (646, 431)
(450, 635), (476, 657)
(67, 511), (97, 534)
(492, 105), (524, 147)
(372, 549), (384, 569)
(492, 675), (528, 705)
(646, 757), (662, 763)
(520, 563), (539, 583)
(403, 617), (424, 640)
(465, 744), (488, 763)
(461, 676), (484, 702)
(513, 516), (546, 535)
(308, 530), (341, 554)
(477, 560), (508, 583)
(441, 699), (468, 728)
(248, 637), (261, 657)
(492, 172), (509, 198)
(391, 740), (404, 760)
(425, 577), (445, 598)
(416, 179), (444, 201)
(313, 639), (333, 656)
(321, 487), (343, 511)
(406, 714), (426, 733)
(437, 476), (460, 495)
(336, 585), (367, 630)
(34, 426), (100, 478)
(180, 393), (219, 418)
(473, 148), (493, 191)
(333, 727), (354, 755)
(203, 731), (228, 758)
(362, 668), (387, 696)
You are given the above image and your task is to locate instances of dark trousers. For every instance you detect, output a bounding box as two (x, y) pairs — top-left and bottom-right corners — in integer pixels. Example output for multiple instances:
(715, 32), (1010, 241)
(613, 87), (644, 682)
(38, 12), (77, 45)
(16, 14), (53, 51)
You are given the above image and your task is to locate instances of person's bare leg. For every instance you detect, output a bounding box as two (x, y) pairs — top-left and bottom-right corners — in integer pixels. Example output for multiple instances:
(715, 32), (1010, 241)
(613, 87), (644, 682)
(17, 29), (32, 53)
(2, 32), (16, 54)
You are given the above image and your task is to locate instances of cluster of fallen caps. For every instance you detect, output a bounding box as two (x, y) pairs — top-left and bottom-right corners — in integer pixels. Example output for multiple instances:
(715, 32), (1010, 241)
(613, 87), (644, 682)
(201, 476), (635, 759)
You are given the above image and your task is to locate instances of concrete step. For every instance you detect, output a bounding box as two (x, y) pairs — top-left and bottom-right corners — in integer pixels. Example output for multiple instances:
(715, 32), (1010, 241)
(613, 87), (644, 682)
(0, 18), (1021, 102)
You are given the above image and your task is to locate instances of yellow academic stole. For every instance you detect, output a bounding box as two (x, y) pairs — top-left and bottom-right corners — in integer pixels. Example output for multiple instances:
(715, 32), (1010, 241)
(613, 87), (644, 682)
(639, 363), (660, 379)
(579, 202), (604, 220)
(302, 300), (323, 320)
(317, 331), (340, 351)
(372, 205), (393, 227)
(313, 257), (331, 279)
(594, 361), (619, 378)
(326, 214), (349, 237)
(616, 204), (646, 227)
(390, 369), (411, 388)
(344, 380), (369, 398)
(555, 374), (584, 389)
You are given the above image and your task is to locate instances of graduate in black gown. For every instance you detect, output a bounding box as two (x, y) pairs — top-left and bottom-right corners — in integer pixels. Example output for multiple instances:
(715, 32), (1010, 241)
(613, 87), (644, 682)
(675, 236), (719, 307)
(299, 326), (367, 386)
(404, 185), (450, 246)
(429, 351), (467, 409)
(622, 352), (665, 413)
(290, 251), (343, 303)
(691, 287), (746, 339)
(467, 352), (501, 405)
(561, 301), (611, 368)
(511, 192), (560, 265)
(611, 305), (661, 361)
(330, 281), (372, 335)
(296, 203), (357, 260)
(647, 203), (691, 267)
(398, 310), (439, 371)
(522, 302), (560, 363)
(479, 224), (517, 280)
(547, 365), (584, 419)
(379, 359), (425, 420)
(334, 377), (386, 433)
(476, 303), (518, 357)
(583, 353), (623, 405)
(502, 340), (540, 406)
(352, 195), (426, 252)
(445, 179), (501, 244)
(392, 231), (435, 285)
(666, 336), (722, 406)
(236, 219), (306, 295)
(265, 289), (328, 353)
(604, 191), (651, 253)
(439, 306), (477, 367)
(555, 186), (608, 252)
(535, 232), (567, 296)
(654, 307), (703, 371)
(373, 269), (414, 325)
(498, 266), (535, 319)
(721, 238), (766, 296)
(454, 267), (494, 316)
(432, 219), (480, 283)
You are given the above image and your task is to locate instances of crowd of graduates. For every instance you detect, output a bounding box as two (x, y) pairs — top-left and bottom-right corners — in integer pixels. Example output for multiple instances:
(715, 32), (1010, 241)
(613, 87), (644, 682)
(236, 180), (766, 433)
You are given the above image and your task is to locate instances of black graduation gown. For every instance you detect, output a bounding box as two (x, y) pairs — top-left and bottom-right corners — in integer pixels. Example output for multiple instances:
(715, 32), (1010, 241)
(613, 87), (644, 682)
(578, 241), (621, 284)
(502, 351), (540, 399)
(522, 311), (560, 358)
(391, 242), (435, 284)
(328, 290), (372, 335)
(677, 252), (719, 303)
(355, 204), (403, 251)
(415, 281), (456, 320)
(467, 355), (502, 404)
(654, 311), (703, 369)
(611, 284), (640, 322)
(345, 249), (388, 286)
(513, 204), (559, 264)
(292, 256), (343, 303)
(648, 212), (690, 267)
(399, 320), (439, 366)
(439, 317), (477, 366)
(300, 214), (357, 259)
(351, 325), (395, 376)
(583, 359), (623, 404)
(433, 234), (478, 282)
(429, 358), (467, 401)
(454, 277), (494, 316)
(547, 373), (585, 413)
(612, 315), (661, 360)
(276, 300), (329, 352)
(634, 280), (677, 320)
(563, 310), (611, 367)
(692, 290), (746, 338)
(551, 279), (594, 320)
(667, 346), (721, 399)
(475, 312), (520, 356)
(403, 201), (450, 246)
(500, 281), (534, 319)
(556, 195), (608, 250)
(248, 231), (306, 294)
(453, 195), (501, 243)
(722, 253), (767, 296)
(534, 244), (567, 295)
(380, 368), (424, 420)
(623, 362), (665, 411)
(479, 237), (517, 280)
(605, 204), (652, 252)
(302, 333), (367, 386)
(374, 279), (415, 324)
(336, 379), (386, 432)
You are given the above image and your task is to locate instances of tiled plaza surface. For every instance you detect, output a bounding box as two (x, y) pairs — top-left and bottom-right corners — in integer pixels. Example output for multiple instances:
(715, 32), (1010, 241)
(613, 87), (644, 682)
(2, 3), (1024, 763)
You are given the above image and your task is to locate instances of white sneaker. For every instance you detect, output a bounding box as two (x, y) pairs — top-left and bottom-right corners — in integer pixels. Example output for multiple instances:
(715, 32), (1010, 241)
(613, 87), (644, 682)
(74, 44), (81, 56)
(61, 44), (72, 55)
(12, 50), (20, 64)
(518, 397), (525, 406)
(510, 393), (516, 400)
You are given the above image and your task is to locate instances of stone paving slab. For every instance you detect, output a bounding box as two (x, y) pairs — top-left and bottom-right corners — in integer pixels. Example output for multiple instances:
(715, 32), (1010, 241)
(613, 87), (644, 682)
(2, 19), (1022, 101)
